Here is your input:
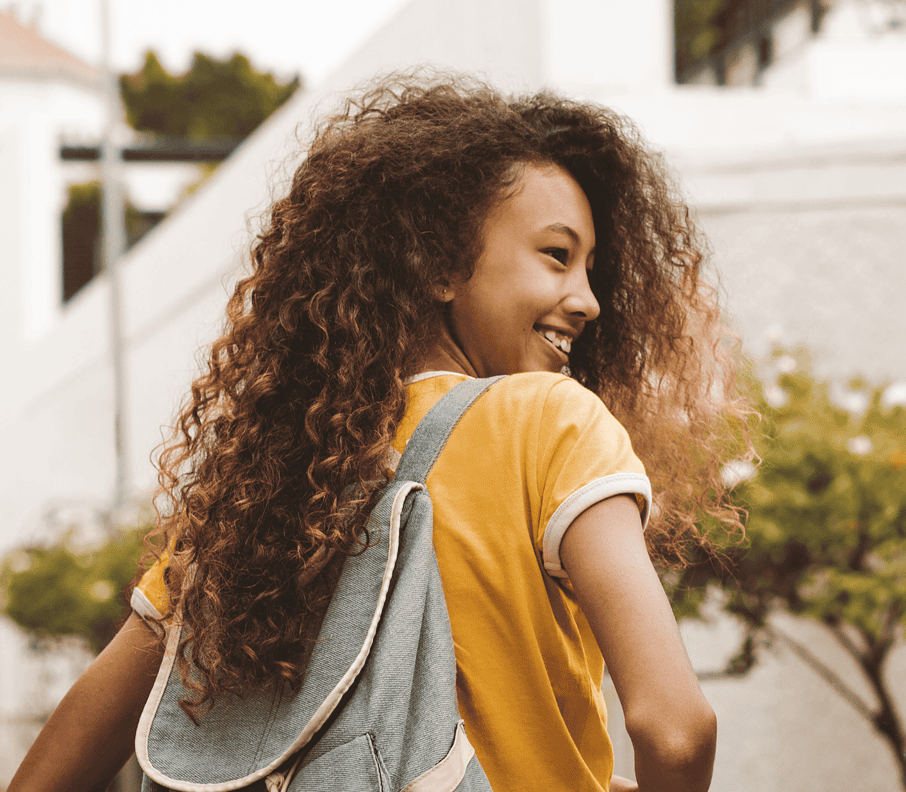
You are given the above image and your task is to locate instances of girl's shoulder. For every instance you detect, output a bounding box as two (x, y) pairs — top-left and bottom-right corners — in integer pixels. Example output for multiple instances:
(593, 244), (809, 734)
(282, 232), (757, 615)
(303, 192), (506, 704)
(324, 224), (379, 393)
(405, 371), (626, 446)
(488, 372), (618, 424)
(502, 370), (591, 399)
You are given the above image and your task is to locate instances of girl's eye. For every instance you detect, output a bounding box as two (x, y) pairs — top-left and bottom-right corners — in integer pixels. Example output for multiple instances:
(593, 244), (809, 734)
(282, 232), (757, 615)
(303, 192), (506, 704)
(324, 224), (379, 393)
(544, 248), (569, 265)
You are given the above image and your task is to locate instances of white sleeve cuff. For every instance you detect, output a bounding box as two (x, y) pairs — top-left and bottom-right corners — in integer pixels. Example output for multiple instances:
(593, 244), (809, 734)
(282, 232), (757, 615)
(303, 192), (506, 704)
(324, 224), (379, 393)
(542, 472), (651, 579)
(131, 586), (164, 621)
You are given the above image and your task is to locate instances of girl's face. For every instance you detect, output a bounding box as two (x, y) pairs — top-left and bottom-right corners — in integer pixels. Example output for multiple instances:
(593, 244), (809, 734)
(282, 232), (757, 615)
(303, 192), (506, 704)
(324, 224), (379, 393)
(428, 162), (599, 377)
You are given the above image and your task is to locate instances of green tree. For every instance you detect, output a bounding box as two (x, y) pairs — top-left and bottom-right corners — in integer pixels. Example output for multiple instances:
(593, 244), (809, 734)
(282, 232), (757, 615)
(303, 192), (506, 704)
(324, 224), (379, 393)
(119, 50), (300, 142)
(674, 0), (724, 80)
(674, 353), (906, 787)
(63, 51), (299, 301)
(1, 524), (148, 654)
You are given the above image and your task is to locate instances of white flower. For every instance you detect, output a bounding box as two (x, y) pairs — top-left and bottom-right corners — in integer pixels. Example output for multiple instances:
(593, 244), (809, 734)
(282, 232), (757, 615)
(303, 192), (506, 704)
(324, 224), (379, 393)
(776, 355), (797, 374)
(881, 382), (906, 410)
(838, 390), (869, 415)
(765, 384), (788, 408)
(721, 460), (757, 488)
(846, 436), (873, 456)
(6, 550), (32, 574)
(89, 580), (115, 602)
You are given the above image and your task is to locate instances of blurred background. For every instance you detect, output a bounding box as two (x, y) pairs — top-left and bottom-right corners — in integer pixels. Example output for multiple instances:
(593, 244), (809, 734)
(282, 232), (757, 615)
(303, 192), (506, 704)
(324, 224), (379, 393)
(1, 0), (905, 789)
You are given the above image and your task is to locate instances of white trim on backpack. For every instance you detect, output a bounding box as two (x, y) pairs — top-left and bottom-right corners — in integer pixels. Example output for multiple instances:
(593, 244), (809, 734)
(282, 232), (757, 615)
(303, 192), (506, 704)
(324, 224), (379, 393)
(400, 720), (477, 792)
(405, 371), (474, 384)
(130, 586), (164, 622)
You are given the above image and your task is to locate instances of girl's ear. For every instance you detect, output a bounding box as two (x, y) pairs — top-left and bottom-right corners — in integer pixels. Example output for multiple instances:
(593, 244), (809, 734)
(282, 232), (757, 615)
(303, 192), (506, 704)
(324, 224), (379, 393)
(434, 282), (457, 303)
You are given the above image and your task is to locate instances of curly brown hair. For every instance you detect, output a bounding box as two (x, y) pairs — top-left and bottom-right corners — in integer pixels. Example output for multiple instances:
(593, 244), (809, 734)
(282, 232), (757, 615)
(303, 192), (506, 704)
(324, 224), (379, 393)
(147, 72), (754, 717)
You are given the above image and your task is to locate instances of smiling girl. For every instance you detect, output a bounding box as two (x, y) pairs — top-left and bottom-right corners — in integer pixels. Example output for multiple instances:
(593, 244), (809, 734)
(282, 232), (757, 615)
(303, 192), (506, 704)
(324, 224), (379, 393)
(11, 76), (752, 792)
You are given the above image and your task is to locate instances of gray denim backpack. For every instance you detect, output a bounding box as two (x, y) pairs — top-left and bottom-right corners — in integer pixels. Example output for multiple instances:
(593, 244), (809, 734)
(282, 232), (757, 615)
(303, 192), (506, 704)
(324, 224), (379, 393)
(135, 376), (501, 792)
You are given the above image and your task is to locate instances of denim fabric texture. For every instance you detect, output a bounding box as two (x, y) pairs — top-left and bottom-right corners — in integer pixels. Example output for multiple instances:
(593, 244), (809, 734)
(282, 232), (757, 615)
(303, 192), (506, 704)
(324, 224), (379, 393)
(138, 377), (503, 792)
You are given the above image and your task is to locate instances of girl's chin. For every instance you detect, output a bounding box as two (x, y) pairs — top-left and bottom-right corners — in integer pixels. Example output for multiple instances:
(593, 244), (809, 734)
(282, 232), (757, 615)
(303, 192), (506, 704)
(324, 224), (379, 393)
(534, 335), (570, 370)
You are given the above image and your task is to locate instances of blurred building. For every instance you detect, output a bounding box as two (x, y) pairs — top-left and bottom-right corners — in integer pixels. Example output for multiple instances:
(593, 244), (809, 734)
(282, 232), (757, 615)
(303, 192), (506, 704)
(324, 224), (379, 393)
(684, 0), (906, 101)
(0, 10), (203, 321)
(1, 0), (905, 787)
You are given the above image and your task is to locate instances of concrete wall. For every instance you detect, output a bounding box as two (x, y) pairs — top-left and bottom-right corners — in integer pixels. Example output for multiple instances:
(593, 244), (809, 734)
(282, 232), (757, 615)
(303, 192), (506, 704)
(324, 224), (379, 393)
(540, 0), (673, 94)
(679, 138), (906, 380)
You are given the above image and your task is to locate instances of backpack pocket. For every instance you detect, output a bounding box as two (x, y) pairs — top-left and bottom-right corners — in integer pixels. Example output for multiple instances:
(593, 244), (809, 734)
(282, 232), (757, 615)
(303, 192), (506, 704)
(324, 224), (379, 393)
(287, 733), (390, 792)
(147, 734), (389, 792)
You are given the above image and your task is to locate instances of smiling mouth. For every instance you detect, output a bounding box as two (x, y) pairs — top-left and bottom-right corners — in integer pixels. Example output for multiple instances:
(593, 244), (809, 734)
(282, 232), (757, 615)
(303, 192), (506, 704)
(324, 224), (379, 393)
(534, 327), (572, 355)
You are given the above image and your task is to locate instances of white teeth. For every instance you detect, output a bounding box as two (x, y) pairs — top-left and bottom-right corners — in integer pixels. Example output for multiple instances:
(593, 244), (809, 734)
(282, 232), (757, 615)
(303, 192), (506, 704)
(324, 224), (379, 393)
(541, 330), (571, 354)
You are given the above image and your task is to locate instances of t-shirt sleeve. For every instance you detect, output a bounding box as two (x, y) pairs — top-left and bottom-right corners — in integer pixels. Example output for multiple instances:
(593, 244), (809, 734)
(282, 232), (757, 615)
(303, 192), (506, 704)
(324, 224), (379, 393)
(534, 377), (651, 579)
(131, 553), (170, 621)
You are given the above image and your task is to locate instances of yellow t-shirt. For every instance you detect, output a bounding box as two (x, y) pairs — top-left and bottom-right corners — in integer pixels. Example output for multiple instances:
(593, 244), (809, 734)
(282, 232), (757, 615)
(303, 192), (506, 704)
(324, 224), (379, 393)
(133, 371), (650, 792)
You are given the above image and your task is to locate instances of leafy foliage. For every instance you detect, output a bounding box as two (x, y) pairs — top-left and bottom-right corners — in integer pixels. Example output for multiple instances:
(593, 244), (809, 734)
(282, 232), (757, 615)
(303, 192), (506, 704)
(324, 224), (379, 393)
(1, 525), (148, 654)
(673, 351), (906, 784)
(63, 51), (298, 301)
(674, 0), (724, 79)
(710, 355), (906, 643)
(119, 50), (300, 142)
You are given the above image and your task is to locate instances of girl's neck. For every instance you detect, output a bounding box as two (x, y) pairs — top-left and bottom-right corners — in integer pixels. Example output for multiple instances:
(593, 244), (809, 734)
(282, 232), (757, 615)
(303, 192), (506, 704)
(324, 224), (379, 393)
(419, 326), (478, 378)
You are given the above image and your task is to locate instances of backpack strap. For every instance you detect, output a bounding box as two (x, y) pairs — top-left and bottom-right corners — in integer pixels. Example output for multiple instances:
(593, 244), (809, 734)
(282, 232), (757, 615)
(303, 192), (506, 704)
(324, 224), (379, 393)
(394, 375), (505, 484)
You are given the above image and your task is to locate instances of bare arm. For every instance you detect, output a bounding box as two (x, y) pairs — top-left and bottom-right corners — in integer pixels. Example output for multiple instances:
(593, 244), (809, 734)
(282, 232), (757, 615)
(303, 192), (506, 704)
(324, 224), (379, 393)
(9, 611), (164, 792)
(560, 495), (716, 792)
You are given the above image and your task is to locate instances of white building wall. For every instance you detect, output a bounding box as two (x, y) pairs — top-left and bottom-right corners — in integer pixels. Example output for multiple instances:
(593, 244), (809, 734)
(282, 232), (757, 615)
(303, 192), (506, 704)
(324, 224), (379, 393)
(0, 121), (27, 349)
(323, 0), (544, 93)
(121, 161), (202, 212)
(0, 78), (105, 344)
(541, 0), (673, 94)
(18, 112), (61, 337)
(806, 35), (906, 100)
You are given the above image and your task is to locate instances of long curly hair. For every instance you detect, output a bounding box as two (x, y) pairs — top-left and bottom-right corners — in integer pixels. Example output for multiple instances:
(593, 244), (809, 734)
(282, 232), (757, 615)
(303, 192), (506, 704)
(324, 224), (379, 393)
(146, 73), (754, 718)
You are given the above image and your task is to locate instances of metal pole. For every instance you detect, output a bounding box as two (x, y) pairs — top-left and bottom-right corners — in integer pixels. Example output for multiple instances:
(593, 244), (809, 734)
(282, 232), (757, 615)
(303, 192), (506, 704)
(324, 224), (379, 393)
(99, 3), (141, 789)
(99, 0), (129, 515)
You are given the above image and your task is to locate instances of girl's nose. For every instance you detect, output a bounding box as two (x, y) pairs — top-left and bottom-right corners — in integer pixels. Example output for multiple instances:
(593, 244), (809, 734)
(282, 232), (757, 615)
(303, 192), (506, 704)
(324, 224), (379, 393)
(565, 270), (600, 322)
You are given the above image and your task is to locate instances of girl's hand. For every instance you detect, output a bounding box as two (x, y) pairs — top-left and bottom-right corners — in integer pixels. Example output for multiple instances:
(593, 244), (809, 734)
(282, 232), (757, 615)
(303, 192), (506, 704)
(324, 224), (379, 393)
(610, 774), (639, 792)
(8, 611), (164, 792)
(561, 495), (716, 792)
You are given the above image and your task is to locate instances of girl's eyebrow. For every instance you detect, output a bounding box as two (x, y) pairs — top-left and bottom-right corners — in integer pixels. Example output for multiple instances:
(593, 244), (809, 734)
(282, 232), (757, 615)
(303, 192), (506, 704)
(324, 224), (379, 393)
(543, 223), (595, 255)
(543, 222), (578, 242)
